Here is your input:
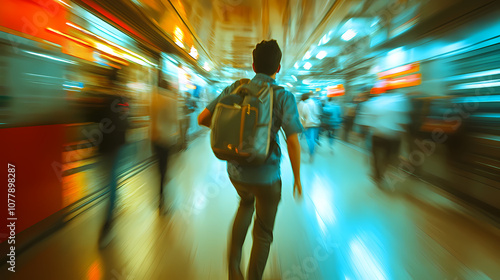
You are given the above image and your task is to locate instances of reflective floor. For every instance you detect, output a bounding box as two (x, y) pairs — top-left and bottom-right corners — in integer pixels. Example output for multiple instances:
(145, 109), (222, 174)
(2, 133), (500, 280)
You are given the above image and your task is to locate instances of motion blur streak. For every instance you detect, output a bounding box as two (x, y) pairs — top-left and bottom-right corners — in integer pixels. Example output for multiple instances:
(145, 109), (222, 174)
(1, 0), (500, 279)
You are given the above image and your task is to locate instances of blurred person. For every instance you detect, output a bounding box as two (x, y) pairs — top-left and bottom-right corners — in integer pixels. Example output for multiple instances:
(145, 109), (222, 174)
(297, 93), (309, 142)
(297, 92), (308, 124)
(343, 98), (357, 142)
(313, 94), (324, 146)
(151, 80), (179, 214)
(197, 39), (303, 280)
(298, 92), (321, 162)
(320, 97), (343, 153)
(360, 89), (410, 189)
(406, 92), (425, 159)
(180, 92), (196, 150)
(97, 69), (130, 248)
(354, 88), (374, 150)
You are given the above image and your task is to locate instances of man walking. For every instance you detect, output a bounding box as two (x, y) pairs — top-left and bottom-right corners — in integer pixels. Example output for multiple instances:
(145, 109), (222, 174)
(298, 92), (321, 162)
(360, 89), (410, 189)
(198, 40), (303, 280)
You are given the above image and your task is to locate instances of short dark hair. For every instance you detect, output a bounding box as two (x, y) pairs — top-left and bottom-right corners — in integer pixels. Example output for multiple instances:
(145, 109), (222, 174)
(252, 40), (282, 76)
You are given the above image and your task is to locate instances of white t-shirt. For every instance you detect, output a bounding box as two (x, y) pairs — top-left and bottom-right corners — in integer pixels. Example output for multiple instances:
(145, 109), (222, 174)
(360, 93), (410, 139)
(299, 99), (321, 128)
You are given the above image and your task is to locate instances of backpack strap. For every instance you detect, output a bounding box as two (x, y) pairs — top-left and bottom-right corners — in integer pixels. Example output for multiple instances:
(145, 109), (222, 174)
(229, 78), (251, 95)
(239, 78), (251, 85)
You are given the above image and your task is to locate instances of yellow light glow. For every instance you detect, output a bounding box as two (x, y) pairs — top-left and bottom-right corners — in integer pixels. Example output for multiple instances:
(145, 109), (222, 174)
(174, 27), (184, 48)
(95, 43), (116, 55)
(189, 46), (199, 60)
(123, 53), (147, 66)
(174, 27), (183, 41)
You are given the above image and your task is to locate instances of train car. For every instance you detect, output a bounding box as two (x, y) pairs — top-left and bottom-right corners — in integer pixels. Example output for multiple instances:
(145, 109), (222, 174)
(0, 0), (205, 256)
(359, 6), (500, 214)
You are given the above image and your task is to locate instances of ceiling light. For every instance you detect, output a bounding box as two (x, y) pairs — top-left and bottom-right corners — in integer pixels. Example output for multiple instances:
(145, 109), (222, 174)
(341, 29), (357, 41)
(303, 51), (311, 60)
(286, 83), (293, 87)
(316, 51), (327, 60)
(291, 75), (297, 81)
(304, 62), (312, 70)
(294, 63), (299, 69)
(319, 34), (330, 46)
(189, 46), (198, 60)
(176, 41), (184, 48)
(203, 62), (211, 71)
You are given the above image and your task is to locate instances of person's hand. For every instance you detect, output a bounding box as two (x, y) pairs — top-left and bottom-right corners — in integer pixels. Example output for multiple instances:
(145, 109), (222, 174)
(293, 180), (303, 200)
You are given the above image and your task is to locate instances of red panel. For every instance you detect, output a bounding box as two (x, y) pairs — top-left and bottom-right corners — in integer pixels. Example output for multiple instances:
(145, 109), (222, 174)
(0, 0), (68, 45)
(0, 125), (65, 243)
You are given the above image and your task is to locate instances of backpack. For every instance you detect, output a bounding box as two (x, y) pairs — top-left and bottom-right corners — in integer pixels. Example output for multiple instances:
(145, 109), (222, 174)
(210, 79), (278, 165)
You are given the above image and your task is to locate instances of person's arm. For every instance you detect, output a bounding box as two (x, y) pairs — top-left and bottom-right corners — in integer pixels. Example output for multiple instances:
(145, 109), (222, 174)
(286, 133), (302, 197)
(281, 93), (305, 199)
(197, 108), (212, 128)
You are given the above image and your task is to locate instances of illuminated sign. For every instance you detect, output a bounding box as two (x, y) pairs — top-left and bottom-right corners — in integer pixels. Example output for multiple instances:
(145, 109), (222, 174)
(371, 73), (421, 93)
(327, 84), (345, 97)
(378, 62), (419, 80)
(386, 73), (421, 90)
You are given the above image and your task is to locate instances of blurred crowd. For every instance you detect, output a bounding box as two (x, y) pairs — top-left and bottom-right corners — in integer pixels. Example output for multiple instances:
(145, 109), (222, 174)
(297, 87), (413, 189)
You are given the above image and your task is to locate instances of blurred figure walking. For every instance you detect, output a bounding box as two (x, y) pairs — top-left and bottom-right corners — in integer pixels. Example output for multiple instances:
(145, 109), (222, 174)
(97, 69), (130, 248)
(179, 92), (196, 150)
(320, 97), (342, 153)
(343, 99), (357, 142)
(360, 90), (410, 189)
(298, 92), (321, 162)
(151, 80), (179, 214)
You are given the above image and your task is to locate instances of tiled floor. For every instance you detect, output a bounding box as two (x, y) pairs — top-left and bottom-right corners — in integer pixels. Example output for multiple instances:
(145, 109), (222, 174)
(2, 133), (500, 280)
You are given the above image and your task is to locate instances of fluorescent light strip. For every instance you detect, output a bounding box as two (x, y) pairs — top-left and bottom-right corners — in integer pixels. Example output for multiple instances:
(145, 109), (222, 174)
(66, 22), (155, 66)
(56, 0), (72, 8)
(24, 51), (75, 64)
(165, 55), (178, 64)
(445, 68), (500, 82)
(450, 79), (500, 90)
(47, 27), (92, 47)
(454, 95), (500, 103)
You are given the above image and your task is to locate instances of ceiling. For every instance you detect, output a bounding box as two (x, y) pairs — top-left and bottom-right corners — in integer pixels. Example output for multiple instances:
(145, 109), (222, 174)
(74, 0), (492, 91)
(133, 0), (363, 79)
